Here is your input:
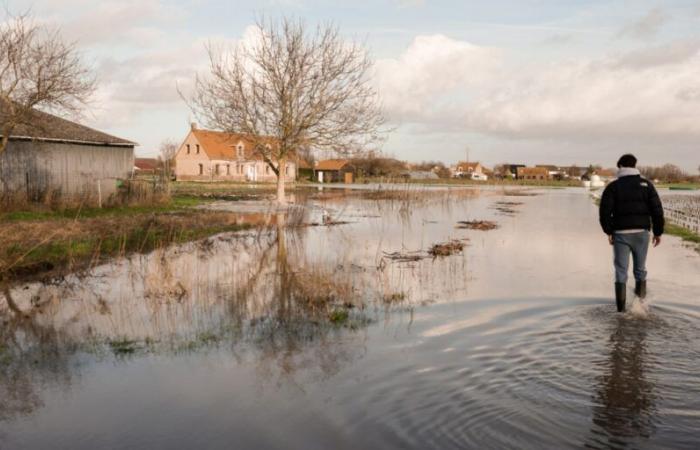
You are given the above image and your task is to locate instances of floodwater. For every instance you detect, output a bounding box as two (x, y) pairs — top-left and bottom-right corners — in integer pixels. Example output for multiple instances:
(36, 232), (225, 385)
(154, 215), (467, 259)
(1, 187), (699, 450)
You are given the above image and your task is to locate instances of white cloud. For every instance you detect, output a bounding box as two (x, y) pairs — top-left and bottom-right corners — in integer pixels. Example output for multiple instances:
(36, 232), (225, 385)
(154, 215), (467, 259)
(375, 34), (501, 123)
(617, 7), (668, 40)
(375, 33), (700, 150)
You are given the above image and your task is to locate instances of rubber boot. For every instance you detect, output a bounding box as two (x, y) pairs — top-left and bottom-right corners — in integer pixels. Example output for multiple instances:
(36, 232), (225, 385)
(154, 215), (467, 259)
(635, 280), (647, 299)
(615, 283), (626, 312)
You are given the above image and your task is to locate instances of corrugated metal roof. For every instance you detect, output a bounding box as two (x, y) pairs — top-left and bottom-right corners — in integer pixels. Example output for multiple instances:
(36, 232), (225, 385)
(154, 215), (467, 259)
(1, 101), (135, 147)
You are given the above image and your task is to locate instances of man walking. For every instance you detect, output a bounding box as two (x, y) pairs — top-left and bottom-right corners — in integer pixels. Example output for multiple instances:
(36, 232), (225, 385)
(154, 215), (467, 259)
(599, 154), (664, 312)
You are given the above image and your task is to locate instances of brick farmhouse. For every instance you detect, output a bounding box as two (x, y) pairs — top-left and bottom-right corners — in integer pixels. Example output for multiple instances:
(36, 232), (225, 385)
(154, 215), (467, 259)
(174, 125), (296, 183)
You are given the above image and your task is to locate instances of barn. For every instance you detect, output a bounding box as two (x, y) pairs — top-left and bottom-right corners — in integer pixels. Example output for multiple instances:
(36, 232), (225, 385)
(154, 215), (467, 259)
(0, 107), (135, 203)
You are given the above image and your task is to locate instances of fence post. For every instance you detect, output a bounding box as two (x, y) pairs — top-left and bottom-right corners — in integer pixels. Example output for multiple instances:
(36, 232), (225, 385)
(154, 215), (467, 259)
(97, 179), (102, 208)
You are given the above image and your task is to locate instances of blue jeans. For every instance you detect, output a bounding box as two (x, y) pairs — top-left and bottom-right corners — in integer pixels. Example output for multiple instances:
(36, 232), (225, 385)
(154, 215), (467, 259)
(613, 232), (650, 284)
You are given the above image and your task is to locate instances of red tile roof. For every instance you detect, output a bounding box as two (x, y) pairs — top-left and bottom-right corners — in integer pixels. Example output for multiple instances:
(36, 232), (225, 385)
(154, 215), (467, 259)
(315, 159), (350, 171)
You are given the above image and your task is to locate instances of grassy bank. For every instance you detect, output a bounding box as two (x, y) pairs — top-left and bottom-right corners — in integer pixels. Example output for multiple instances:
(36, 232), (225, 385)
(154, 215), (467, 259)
(0, 196), (254, 283)
(658, 183), (700, 190)
(0, 195), (207, 222)
(666, 223), (700, 253)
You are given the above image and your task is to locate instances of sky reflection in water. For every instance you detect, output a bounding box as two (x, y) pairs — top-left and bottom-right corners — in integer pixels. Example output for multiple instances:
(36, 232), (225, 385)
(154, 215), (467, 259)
(1, 187), (699, 449)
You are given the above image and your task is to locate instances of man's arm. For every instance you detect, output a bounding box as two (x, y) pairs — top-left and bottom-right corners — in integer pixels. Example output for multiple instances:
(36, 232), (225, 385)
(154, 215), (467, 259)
(599, 183), (615, 236)
(647, 181), (664, 239)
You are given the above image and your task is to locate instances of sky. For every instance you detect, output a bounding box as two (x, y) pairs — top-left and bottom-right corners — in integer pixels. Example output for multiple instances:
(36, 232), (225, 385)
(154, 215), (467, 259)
(7, 0), (700, 171)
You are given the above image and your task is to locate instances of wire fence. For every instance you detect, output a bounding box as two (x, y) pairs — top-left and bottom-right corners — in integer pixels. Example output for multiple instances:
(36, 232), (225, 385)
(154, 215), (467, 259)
(663, 195), (700, 233)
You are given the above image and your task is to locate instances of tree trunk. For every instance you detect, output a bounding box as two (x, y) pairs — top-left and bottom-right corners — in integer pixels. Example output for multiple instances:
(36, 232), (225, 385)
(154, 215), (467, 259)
(276, 157), (287, 205)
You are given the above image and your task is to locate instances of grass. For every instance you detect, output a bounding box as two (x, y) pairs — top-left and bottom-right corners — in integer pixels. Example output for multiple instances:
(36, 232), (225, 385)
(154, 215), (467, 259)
(666, 223), (700, 252)
(1, 209), (253, 282)
(658, 183), (700, 190)
(0, 195), (210, 222)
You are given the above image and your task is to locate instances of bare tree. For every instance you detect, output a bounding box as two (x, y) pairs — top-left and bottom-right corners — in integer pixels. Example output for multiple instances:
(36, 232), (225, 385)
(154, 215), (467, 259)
(0, 10), (95, 155)
(185, 17), (385, 204)
(159, 138), (179, 178)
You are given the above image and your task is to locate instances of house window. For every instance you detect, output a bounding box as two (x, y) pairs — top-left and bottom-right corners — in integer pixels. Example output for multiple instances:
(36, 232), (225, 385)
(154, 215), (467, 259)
(186, 144), (190, 154)
(285, 166), (290, 176)
(265, 166), (270, 175)
(196, 144), (200, 154)
(215, 164), (220, 175)
(198, 163), (203, 175)
(226, 164), (230, 175)
(236, 144), (244, 158)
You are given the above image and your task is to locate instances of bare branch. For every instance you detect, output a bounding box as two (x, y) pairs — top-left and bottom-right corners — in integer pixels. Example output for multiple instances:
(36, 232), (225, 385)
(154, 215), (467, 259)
(0, 9), (96, 154)
(184, 16), (387, 203)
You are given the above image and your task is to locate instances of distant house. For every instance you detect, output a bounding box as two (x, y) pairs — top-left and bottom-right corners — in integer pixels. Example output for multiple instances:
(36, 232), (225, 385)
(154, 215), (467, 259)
(563, 166), (585, 180)
(596, 168), (616, 181)
(582, 168), (616, 182)
(295, 157), (314, 181)
(174, 124), (296, 183)
(314, 159), (355, 183)
(506, 164), (526, 178)
(0, 105), (135, 202)
(517, 166), (549, 180)
(134, 158), (161, 175)
(535, 164), (567, 180)
(451, 161), (484, 178)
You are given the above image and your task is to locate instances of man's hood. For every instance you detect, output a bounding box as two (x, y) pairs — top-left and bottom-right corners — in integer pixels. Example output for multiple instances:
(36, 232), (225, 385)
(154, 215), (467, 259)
(617, 167), (640, 178)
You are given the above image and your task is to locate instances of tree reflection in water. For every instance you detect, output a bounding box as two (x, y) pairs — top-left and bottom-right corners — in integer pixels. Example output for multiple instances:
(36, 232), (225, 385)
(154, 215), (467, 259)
(0, 210), (372, 423)
(589, 317), (657, 449)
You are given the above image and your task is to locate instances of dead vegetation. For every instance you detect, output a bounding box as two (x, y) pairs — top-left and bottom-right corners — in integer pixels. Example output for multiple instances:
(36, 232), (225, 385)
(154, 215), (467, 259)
(382, 251), (425, 263)
(428, 240), (467, 258)
(492, 200), (524, 216)
(503, 190), (539, 197)
(0, 210), (253, 283)
(457, 220), (499, 231)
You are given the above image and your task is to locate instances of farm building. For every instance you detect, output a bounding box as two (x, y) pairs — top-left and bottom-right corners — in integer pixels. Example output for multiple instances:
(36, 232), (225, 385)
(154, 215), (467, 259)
(134, 158), (161, 175)
(0, 106), (135, 202)
(314, 159), (355, 183)
(451, 161), (484, 178)
(517, 166), (550, 180)
(174, 124), (296, 183)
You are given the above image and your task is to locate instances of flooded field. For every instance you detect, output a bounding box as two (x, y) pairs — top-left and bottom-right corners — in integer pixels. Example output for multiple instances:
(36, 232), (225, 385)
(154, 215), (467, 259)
(1, 187), (699, 449)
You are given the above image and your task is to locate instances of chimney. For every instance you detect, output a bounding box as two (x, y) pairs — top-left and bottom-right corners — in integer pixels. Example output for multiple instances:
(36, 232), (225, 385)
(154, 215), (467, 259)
(190, 122), (197, 131)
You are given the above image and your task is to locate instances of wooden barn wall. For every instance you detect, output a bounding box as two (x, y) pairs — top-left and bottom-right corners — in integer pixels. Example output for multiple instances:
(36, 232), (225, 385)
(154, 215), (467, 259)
(0, 140), (134, 200)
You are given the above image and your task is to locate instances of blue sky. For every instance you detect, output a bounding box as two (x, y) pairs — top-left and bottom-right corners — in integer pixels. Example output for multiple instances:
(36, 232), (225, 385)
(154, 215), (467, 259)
(9, 0), (700, 170)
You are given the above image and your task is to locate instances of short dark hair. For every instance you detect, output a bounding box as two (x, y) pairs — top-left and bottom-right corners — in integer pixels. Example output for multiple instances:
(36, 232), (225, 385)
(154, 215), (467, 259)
(617, 154), (637, 168)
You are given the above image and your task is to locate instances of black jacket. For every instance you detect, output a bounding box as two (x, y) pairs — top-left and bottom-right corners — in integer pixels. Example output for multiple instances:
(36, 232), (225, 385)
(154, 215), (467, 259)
(599, 174), (664, 236)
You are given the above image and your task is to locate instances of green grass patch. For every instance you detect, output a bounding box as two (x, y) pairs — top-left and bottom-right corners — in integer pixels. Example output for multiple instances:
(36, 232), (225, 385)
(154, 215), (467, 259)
(328, 309), (350, 324)
(0, 195), (210, 222)
(2, 220), (252, 281)
(658, 183), (700, 190)
(666, 223), (700, 245)
(109, 338), (140, 355)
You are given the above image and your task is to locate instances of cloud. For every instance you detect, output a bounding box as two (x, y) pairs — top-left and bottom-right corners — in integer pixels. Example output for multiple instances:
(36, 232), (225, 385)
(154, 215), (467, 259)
(53, 0), (187, 46)
(611, 39), (700, 69)
(375, 34), (501, 123)
(617, 7), (668, 40)
(375, 33), (700, 149)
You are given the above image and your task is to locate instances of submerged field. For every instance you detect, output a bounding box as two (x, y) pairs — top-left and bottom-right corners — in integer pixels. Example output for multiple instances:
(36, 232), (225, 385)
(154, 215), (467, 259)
(1, 186), (699, 449)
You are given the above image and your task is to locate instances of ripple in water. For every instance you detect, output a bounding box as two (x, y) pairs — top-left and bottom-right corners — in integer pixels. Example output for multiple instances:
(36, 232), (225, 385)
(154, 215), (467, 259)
(344, 297), (700, 450)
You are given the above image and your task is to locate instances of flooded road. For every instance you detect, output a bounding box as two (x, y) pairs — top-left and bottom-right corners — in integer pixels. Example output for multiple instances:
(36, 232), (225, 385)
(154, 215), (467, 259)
(1, 187), (699, 449)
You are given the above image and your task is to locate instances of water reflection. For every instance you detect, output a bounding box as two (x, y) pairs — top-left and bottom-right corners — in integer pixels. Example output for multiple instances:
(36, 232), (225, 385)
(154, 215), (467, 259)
(0, 315), (75, 422)
(1, 189), (700, 449)
(589, 317), (657, 449)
